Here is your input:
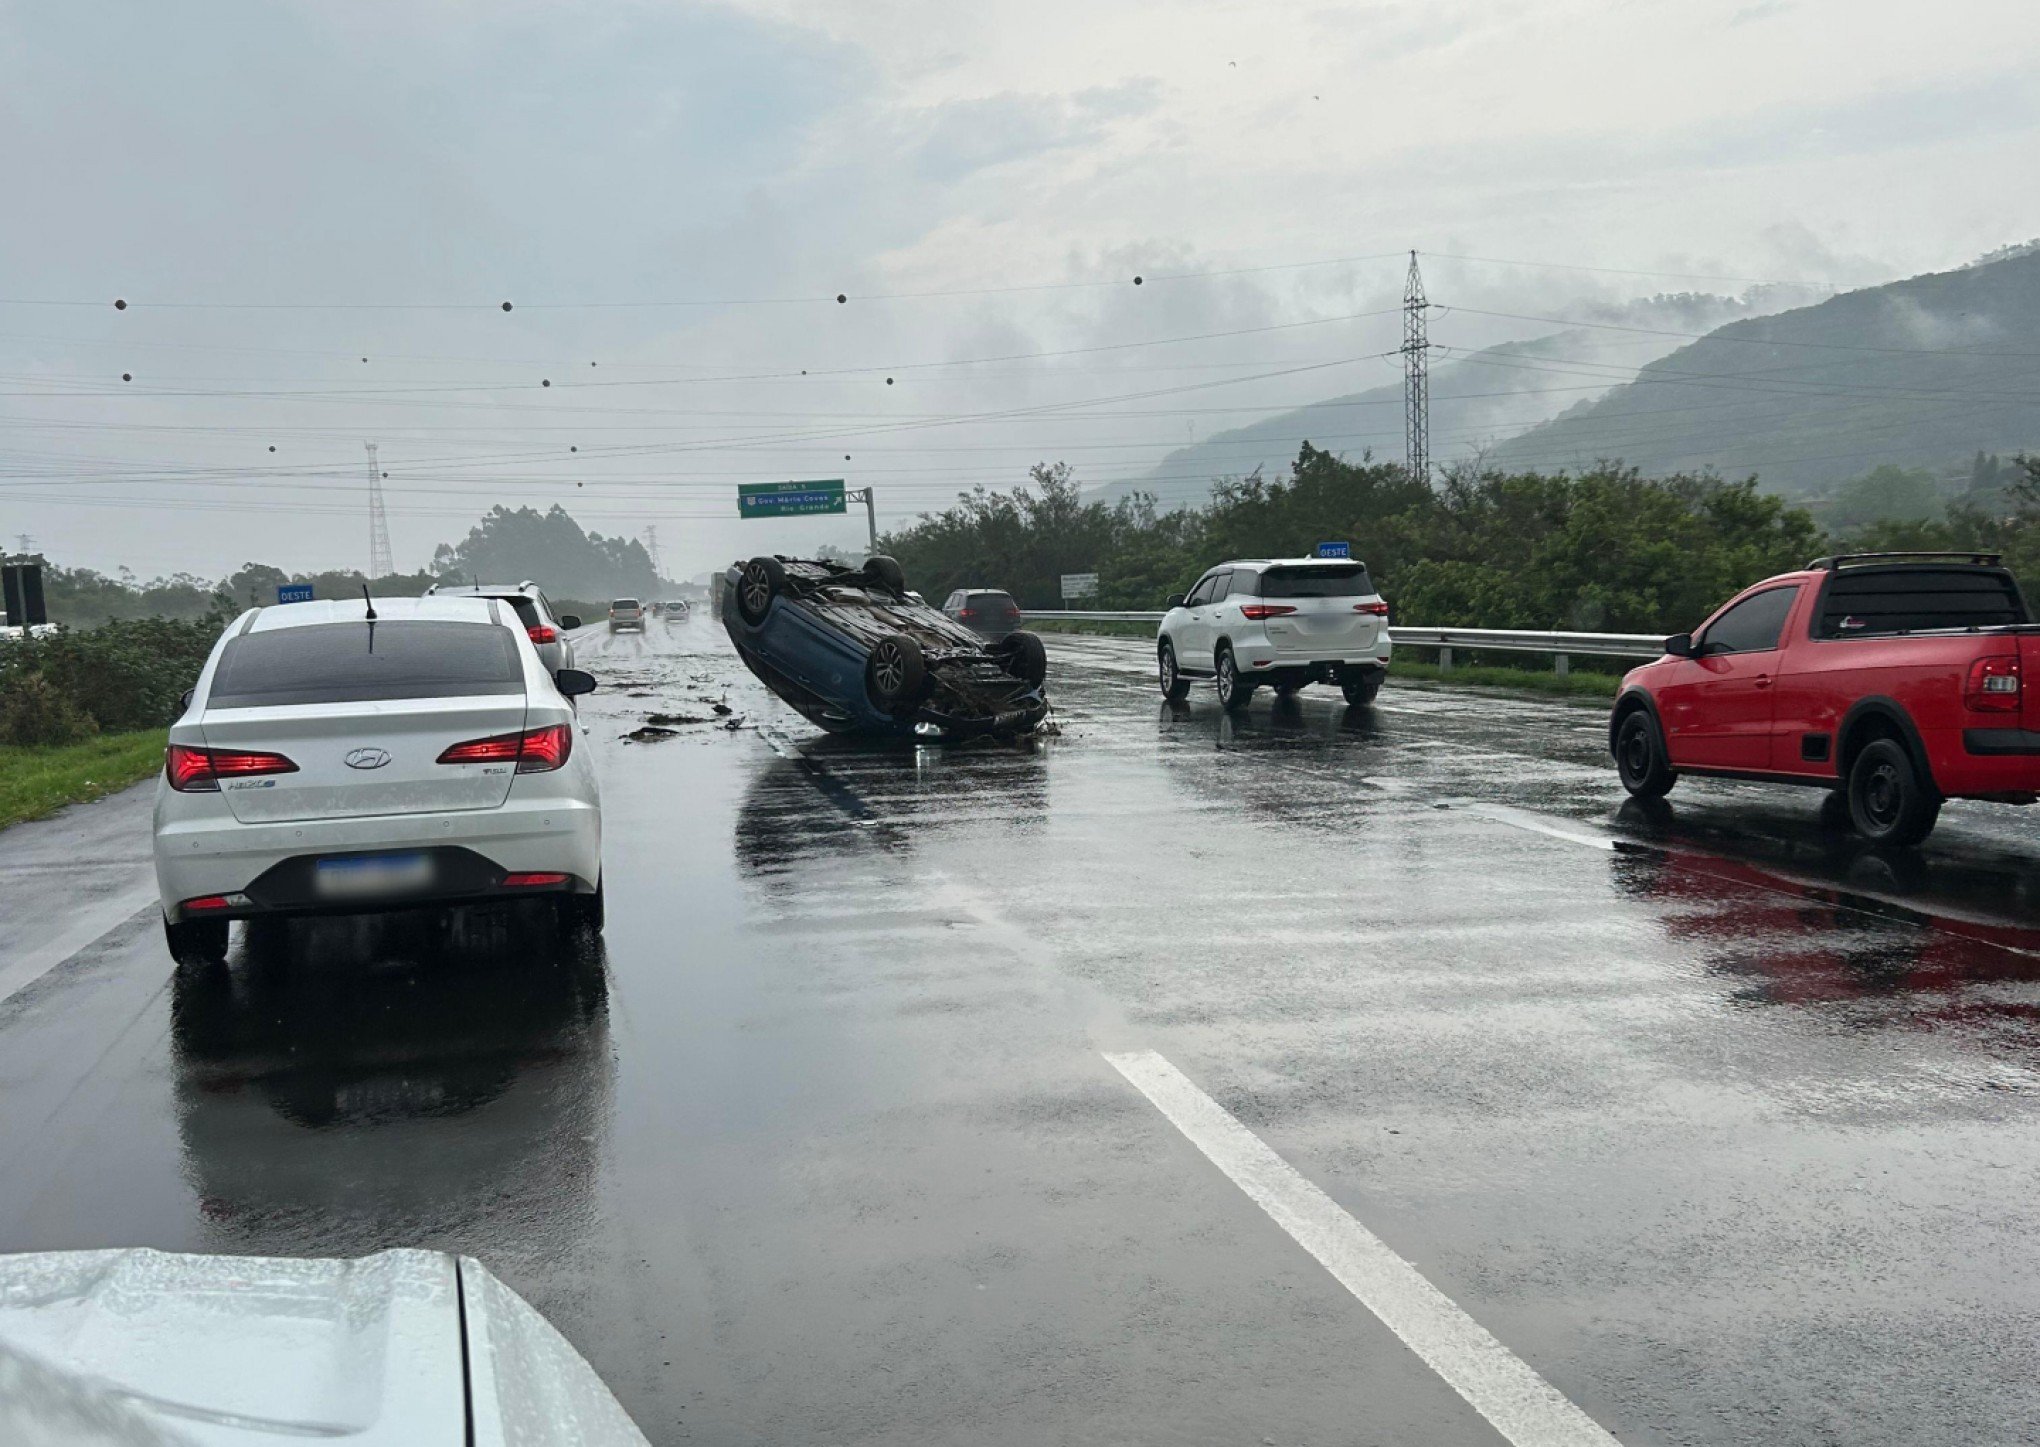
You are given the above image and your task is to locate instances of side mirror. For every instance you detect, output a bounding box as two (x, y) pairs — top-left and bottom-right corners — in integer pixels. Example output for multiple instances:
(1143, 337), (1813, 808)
(1164, 594), (1186, 610)
(1663, 632), (1695, 659)
(554, 668), (597, 698)
(557, 614), (581, 630)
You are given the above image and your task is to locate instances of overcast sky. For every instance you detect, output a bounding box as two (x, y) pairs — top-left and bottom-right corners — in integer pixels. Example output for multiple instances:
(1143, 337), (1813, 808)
(2, 0), (2037, 583)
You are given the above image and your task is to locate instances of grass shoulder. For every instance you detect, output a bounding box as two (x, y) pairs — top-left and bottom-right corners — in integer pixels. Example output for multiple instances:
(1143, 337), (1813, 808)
(0, 730), (166, 831)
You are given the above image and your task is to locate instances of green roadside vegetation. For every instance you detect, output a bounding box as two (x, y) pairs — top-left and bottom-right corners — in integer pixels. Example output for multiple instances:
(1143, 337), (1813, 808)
(0, 730), (166, 830)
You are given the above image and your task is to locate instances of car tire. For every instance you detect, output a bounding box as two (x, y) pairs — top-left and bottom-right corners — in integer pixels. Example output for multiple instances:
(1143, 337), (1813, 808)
(1340, 670), (1383, 707)
(1215, 645), (1253, 713)
(866, 634), (929, 713)
(1847, 737), (1940, 846)
(1614, 708), (1678, 799)
(164, 915), (229, 969)
(992, 630), (1048, 686)
(737, 556), (788, 625)
(560, 877), (605, 933)
(865, 556), (907, 596)
(1158, 641), (1190, 701)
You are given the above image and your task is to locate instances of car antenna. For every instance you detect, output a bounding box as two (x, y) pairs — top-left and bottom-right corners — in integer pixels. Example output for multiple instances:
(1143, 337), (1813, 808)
(361, 582), (378, 621)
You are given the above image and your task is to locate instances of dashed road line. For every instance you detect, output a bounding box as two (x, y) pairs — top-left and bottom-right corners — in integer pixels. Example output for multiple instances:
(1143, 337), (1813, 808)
(1105, 1048), (1621, 1447)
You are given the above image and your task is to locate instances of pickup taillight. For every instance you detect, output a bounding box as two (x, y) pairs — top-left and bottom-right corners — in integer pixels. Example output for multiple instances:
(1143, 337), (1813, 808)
(1966, 656), (2021, 712)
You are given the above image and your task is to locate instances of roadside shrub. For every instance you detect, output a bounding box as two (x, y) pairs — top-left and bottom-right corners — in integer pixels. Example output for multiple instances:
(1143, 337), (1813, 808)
(0, 671), (100, 747)
(0, 614), (226, 737)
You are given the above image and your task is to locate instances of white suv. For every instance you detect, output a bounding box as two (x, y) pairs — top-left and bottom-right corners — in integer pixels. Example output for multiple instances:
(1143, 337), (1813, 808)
(153, 596), (603, 966)
(1157, 558), (1391, 710)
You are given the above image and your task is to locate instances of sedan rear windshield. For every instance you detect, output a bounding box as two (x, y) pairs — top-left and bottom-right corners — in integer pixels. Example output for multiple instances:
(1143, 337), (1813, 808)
(1255, 564), (1374, 598)
(208, 621), (524, 707)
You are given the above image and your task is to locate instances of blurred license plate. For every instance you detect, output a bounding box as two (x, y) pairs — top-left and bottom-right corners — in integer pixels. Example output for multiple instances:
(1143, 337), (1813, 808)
(315, 853), (434, 898)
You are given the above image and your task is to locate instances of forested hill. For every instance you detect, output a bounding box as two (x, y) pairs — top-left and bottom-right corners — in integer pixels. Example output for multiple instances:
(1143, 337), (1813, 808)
(1483, 249), (2040, 496)
(1095, 293), (1778, 511)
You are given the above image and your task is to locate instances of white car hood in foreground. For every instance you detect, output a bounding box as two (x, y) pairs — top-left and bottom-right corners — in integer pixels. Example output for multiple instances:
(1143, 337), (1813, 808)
(0, 1247), (648, 1447)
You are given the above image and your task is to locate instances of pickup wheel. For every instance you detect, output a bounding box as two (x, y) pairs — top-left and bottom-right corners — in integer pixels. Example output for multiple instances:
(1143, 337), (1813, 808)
(1847, 738), (1941, 846)
(1615, 709), (1678, 799)
(1158, 641), (1190, 701)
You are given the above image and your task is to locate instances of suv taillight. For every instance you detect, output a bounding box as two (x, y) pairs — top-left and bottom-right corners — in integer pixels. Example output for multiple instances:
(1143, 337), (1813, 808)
(166, 744), (299, 793)
(1354, 600), (1391, 616)
(437, 723), (573, 773)
(1966, 656), (2021, 712)
(1239, 604), (1297, 621)
(528, 624), (558, 645)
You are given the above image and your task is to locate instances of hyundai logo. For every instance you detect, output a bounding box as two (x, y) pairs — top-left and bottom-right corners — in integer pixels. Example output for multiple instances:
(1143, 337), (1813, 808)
(344, 747), (393, 771)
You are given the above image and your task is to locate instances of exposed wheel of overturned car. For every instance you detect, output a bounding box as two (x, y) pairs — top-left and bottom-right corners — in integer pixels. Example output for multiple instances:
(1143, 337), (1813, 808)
(865, 633), (929, 713)
(992, 630), (1047, 686)
(737, 555), (788, 625)
(864, 555), (907, 595)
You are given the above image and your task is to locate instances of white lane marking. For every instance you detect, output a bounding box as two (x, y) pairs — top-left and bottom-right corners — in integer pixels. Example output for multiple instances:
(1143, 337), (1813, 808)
(1462, 805), (1617, 852)
(1104, 1049), (1620, 1447)
(0, 882), (159, 1010)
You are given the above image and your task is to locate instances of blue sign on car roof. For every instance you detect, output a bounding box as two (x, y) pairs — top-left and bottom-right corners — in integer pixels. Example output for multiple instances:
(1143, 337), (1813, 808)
(1315, 541), (1351, 559)
(277, 582), (315, 604)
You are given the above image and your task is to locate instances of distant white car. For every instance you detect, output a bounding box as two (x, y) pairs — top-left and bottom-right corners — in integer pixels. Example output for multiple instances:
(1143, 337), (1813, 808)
(152, 596), (603, 967)
(1157, 557), (1392, 710)
(663, 598), (691, 623)
(607, 598), (644, 632)
(0, 1247), (650, 1446)
(422, 580), (581, 673)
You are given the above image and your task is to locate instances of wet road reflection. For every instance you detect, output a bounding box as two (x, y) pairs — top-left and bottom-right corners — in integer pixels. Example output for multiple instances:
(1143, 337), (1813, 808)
(171, 907), (611, 1254)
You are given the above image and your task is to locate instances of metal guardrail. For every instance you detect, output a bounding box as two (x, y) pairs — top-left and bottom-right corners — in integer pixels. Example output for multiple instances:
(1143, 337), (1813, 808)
(1024, 612), (1668, 675)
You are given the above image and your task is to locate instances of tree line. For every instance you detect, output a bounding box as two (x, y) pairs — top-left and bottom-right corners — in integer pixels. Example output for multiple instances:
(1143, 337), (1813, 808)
(21, 505), (665, 627)
(876, 446), (2040, 635)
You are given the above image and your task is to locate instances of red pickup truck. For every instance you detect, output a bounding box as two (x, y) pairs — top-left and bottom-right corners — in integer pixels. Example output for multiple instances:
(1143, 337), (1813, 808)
(1611, 552), (2038, 845)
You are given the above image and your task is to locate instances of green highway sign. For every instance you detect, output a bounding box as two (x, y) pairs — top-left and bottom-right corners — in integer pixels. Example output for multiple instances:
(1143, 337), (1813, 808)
(738, 479), (846, 518)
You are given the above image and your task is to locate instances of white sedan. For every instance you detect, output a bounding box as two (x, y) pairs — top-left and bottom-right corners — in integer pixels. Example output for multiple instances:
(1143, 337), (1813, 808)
(153, 596), (603, 966)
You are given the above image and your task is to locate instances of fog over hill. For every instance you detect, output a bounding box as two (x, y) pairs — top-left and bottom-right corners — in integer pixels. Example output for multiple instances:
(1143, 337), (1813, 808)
(1483, 248), (2040, 496)
(1091, 290), (1817, 510)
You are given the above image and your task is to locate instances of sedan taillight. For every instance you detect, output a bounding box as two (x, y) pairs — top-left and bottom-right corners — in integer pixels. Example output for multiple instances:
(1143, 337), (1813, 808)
(437, 723), (573, 773)
(166, 744), (298, 793)
(1239, 604), (1297, 621)
(1354, 601), (1391, 616)
(1966, 656), (2021, 712)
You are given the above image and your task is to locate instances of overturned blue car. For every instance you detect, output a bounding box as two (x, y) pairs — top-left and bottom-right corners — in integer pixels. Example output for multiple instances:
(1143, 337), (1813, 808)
(720, 555), (1050, 739)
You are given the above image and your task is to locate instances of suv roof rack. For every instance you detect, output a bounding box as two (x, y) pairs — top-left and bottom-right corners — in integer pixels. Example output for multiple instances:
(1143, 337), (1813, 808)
(1807, 551), (2004, 570)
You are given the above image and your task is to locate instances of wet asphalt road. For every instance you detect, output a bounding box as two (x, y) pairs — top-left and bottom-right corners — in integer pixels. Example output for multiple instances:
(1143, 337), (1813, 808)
(5, 617), (2040, 1445)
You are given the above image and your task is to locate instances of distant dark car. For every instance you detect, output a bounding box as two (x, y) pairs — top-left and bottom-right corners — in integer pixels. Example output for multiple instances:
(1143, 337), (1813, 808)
(721, 555), (1049, 738)
(941, 588), (1023, 637)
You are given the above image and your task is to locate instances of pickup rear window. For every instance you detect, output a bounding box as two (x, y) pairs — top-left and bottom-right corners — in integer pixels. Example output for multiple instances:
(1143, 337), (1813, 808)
(209, 621), (524, 707)
(1256, 564), (1374, 598)
(1814, 566), (2029, 638)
